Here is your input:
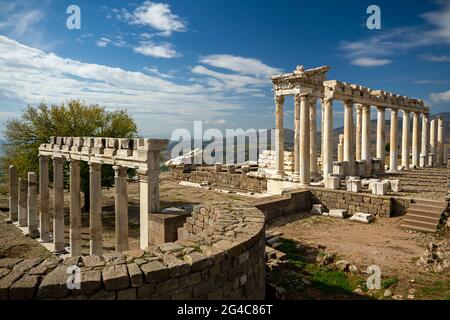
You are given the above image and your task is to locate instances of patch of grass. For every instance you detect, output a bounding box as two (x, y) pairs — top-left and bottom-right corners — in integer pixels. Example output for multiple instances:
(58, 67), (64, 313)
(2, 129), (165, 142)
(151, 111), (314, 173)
(310, 268), (353, 294)
(382, 277), (399, 289)
(277, 239), (306, 269)
(418, 280), (450, 299)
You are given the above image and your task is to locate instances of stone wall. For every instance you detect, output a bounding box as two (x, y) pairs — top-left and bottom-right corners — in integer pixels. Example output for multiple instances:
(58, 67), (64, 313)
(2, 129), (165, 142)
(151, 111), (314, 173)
(0, 202), (265, 300)
(171, 171), (267, 193)
(309, 188), (412, 217)
(252, 191), (310, 221)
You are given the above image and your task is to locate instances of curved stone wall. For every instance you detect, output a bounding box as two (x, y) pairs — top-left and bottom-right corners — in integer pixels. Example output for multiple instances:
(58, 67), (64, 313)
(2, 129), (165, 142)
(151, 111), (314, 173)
(0, 202), (265, 300)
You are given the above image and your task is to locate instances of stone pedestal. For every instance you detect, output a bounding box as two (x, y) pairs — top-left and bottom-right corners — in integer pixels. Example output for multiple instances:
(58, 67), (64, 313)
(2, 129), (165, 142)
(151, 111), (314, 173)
(8, 165), (18, 222)
(325, 175), (340, 190)
(346, 178), (362, 193)
(27, 172), (39, 238)
(333, 161), (346, 177)
(114, 165), (129, 252)
(70, 160), (81, 257)
(371, 158), (381, 175)
(149, 211), (190, 245)
(372, 181), (388, 195)
(18, 178), (28, 227)
(89, 162), (103, 256)
(355, 160), (366, 177)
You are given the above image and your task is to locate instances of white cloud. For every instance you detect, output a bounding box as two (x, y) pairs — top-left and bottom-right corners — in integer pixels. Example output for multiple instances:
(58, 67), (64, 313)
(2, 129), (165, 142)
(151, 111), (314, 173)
(0, 35), (251, 137)
(431, 90), (450, 103)
(351, 57), (392, 67)
(96, 37), (111, 47)
(419, 54), (450, 62)
(123, 1), (186, 35)
(421, 1), (450, 44)
(199, 54), (282, 77)
(133, 41), (179, 58)
(143, 66), (174, 79)
(413, 79), (447, 85)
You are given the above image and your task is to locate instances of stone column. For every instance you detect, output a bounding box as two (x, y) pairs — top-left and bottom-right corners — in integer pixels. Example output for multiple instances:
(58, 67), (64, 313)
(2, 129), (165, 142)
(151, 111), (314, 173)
(355, 104), (362, 161)
(89, 162), (103, 256)
(39, 156), (50, 241)
(114, 165), (129, 252)
(299, 95), (310, 186)
(338, 135), (344, 162)
(70, 160), (81, 257)
(401, 111), (410, 169)
(275, 95), (285, 177)
(430, 118), (437, 165)
(421, 114), (430, 167)
(412, 112), (420, 168)
(309, 97), (319, 178)
(437, 116), (445, 164)
(343, 100), (355, 176)
(321, 97), (333, 178)
(27, 172), (39, 238)
(376, 107), (386, 171)
(8, 165), (18, 222)
(389, 109), (399, 172)
(361, 105), (371, 175)
(53, 157), (65, 252)
(18, 178), (27, 227)
(293, 95), (300, 177)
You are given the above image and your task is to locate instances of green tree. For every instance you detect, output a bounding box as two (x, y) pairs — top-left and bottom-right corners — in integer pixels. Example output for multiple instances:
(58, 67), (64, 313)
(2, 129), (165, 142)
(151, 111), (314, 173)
(1, 100), (137, 211)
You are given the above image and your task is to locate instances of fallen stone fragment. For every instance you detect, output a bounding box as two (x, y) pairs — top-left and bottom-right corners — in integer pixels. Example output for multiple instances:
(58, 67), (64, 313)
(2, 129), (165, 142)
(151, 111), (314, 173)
(328, 209), (349, 219)
(349, 212), (374, 223)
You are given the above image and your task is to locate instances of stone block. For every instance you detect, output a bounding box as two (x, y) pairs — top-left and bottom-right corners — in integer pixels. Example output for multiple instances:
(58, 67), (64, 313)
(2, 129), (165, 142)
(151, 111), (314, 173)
(78, 269), (102, 295)
(372, 181), (388, 195)
(327, 209), (349, 219)
(37, 266), (70, 299)
(184, 252), (213, 272)
(127, 263), (143, 287)
(346, 179), (362, 193)
(311, 204), (325, 215)
(9, 275), (39, 300)
(102, 265), (129, 291)
(140, 261), (170, 283)
(325, 175), (340, 190)
(117, 288), (136, 300)
(390, 179), (402, 192)
(163, 255), (190, 277)
(349, 212), (374, 223)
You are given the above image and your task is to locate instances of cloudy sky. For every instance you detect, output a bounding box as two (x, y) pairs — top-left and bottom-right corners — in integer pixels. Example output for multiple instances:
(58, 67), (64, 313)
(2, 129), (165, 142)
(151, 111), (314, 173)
(0, 0), (449, 138)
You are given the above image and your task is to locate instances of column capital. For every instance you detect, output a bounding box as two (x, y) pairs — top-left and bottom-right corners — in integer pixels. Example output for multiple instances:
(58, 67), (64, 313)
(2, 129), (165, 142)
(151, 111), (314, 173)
(88, 162), (102, 171)
(320, 96), (333, 105)
(391, 108), (398, 115)
(354, 103), (363, 111)
(402, 109), (410, 115)
(274, 94), (285, 105)
(376, 106), (385, 112)
(343, 100), (353, 108)
(113, 165), (128, 177)
(52, 156), (64, 163)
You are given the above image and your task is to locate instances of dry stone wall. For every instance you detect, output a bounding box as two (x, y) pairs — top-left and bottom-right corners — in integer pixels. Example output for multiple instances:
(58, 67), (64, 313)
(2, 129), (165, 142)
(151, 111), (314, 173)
(0, 202), (265, 300)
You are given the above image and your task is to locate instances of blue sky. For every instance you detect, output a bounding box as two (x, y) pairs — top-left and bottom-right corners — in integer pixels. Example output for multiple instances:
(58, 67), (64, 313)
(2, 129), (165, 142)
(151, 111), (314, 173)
(0, 0), (449, 138)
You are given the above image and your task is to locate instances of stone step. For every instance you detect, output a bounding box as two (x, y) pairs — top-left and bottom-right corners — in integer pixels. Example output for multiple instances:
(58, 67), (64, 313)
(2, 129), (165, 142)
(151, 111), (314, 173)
(408, 204), (444, 213)
(400, 223), (437, 233)
(401, 218), (438, 230)
(404, 213), (441, 224)
(413, 199), (446, 208)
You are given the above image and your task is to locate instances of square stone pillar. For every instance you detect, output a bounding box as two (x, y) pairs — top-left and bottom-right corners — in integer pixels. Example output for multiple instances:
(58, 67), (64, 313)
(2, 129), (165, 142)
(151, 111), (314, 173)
(389, 109), (399, 172)
(412, 112), (420, 168)
(274, 95), (285, 177)
(401, 111), (410, 169)
(420, 113), (429, 167)
(343, 100), (355, 176)
(39, 156), (50, 242)
(70, 159), (81, 257)
(321, 97), (333, 179)
(52, 157), (65, 253)
(27, 172), (39, 238)
(299, 95), (310, 186)
(376, 107), (386, 172)
(8, 165), (18, 222)
(361, 105), (372, 176)
(355, 104), (362, 161)
(18, 178), (27, 227)
(309, 97), (319, 178)
(114, 165), (129, 252)
(437, 116), (445, 164)
(89, 162), (103, 256)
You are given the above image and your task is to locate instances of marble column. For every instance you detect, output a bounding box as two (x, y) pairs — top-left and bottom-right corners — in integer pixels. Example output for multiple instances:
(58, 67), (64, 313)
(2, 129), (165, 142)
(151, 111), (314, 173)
(70, 160), (81, 257)
(53, 157), (65, 252)
(338, 135), (344, 162)
(275, 95), (285, 177)
(114, 165), (129, 252)
(18, 178), (27, 227)
(139, 151), (161, 249)
(430, 119), (437, 165)
(89, 162), (103, 256)
(293, 95), (300, 177)
(420, 114), (430, 167)
(389, 109), (399, 172)
(437, 116), (445, 164)
(309, 97), (318, 178)
(39, 156), (50, 241)
(361, 105), (371, 175)
(401, 111), (410, 169)
(376, 107), (386, 172)
(299, 95), (310, 186)
(8, 165), (18, 222)
(355, 104), (362, 161)
(27, 172), (39, 238)
(321, 97), (333, 178)
(343, 100), (355, 176)
(412, 112), (420, 168)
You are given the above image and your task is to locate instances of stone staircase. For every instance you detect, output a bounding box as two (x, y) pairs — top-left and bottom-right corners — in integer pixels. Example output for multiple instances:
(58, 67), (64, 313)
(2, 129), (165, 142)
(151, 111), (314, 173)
(401, 199), (446, 233)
